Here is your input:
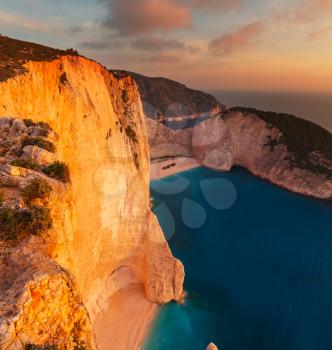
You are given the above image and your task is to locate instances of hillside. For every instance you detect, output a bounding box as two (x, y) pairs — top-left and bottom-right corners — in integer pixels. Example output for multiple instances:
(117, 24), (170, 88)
(0, 35), (79, 82)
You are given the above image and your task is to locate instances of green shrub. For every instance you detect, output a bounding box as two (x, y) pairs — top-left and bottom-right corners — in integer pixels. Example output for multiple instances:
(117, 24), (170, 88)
(23, 119), (35, 128)
(28, 206), (53, 235)
(22, 137), (55, 153)
(0, 192), (4, 206)
(11, 159), (41, 171)
(23, 178), (52, 205)
(23, 119), (51, 130)
(0, 206), (52, 240)
(43, 161), (70, 183)
(25, 344), (59, 350)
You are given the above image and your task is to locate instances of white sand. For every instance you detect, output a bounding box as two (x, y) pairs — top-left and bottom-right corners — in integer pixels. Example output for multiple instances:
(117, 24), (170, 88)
(150, 157), (200, 180)
(94, 286), (159, 350)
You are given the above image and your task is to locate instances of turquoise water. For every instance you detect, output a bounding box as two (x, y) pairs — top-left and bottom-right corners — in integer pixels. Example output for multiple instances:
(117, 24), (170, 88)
(143, 167), (332, 350)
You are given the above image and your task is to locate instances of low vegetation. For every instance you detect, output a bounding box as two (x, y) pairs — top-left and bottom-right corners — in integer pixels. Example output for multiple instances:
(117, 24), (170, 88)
(0, 35), (79, 82)
(22, 137), (55, 153)
(0, 206), (52, 240)
(43, 161), (70, 183)
(23, 119), (51, 130)
(23, 178), (52, 205)
(226, 107), (332, 177)
(0, 192), (4, 206)
(25, 344), (59, 350)
(11, 159), (41, 171)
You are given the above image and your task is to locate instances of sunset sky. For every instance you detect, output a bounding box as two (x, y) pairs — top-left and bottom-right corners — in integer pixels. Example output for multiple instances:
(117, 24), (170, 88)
(0, 0), (332, 92)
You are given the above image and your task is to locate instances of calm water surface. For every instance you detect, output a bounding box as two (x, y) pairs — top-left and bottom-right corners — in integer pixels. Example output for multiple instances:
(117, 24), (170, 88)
(212, 90), (332, 132)
(143, 167), (332, 350)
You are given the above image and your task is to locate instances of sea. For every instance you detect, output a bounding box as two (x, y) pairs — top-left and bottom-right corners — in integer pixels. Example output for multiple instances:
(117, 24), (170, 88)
(211, 90), (332, 132)
(143, 167), (332, 350)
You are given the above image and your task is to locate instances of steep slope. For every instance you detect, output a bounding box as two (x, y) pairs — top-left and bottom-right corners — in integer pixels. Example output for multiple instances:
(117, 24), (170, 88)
(113, 70), (224, 130)
(192, 108), (332, 199)
(0, 36), (184, 349)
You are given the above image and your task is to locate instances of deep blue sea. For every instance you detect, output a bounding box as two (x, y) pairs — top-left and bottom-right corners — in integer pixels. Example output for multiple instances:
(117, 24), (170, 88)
(143, 167), (332, 350)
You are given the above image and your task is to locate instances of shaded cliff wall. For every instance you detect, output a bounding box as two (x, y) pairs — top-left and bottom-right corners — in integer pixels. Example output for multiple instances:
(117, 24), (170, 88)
(0, 56), (184, 347)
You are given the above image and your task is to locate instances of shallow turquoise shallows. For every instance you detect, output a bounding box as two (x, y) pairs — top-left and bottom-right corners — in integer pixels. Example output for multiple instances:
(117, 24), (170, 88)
(143, 167), (332, 350)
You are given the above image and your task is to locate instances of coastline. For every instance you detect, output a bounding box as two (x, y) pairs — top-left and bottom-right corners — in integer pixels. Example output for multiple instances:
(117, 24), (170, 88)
(94, 159), (200, 350)
(94, 286), (159, 350)
(150, 156), (200, 180)
(93, 159), (198, 350)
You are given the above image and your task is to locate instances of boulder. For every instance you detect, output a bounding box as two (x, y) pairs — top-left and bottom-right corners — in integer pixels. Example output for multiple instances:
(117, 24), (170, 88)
(22, 145), (56, 165)
(206, 343), (218, 350)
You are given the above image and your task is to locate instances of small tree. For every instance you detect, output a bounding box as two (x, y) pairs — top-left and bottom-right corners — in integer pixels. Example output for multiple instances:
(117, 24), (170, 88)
(43, 161), (70, 183)
(23, 178), (52, 205)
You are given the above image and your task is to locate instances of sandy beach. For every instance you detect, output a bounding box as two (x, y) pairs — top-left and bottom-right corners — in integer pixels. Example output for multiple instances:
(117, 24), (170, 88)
(94, 159), (198, 350)
(150, 157), (200, 180)
(94, 286), (159, 350)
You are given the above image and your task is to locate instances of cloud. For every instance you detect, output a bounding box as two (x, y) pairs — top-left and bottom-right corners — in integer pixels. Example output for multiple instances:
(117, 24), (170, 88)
(99, 0), (191, 35)
(79, 38), (124, 50)
(307, 25), (332, 40)
(0, 10), (52, 32)
(185, 0), (241, 12)
(187, 44), (201, 54)
(131, 36), (185, 51)
(148, 52), (179, 63)
(273, 0), (332, 23)
(209, 21), (265, 56)
(68, 25), (83, 34)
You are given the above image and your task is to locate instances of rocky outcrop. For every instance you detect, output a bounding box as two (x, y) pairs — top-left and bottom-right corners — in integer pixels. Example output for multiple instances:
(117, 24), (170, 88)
(146, 118), (192, 160)
(0, 36), (184, 349)
(0, 238), (94, 349)
(192, 109), (332, 199)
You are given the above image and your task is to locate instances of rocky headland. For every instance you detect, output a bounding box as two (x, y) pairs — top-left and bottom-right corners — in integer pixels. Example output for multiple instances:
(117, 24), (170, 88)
(146, 102), (332, 199)
(192, 108), (332, 199)
(0, 36), (184, 349)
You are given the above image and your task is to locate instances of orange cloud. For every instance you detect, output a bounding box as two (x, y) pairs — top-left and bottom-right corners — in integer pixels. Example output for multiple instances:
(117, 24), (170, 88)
(148, 52), (179, 63)
(185, 0), (241, 11)
(308, 25), (332, 40)
(99, 0), (191, 35)
(209, 21), (265, 56)
(274, 0), (332, 23)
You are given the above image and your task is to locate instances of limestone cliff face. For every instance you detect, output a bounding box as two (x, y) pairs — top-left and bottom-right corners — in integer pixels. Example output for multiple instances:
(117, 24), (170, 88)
(0, 44), (184, 348)
(192, 111), (332, 199)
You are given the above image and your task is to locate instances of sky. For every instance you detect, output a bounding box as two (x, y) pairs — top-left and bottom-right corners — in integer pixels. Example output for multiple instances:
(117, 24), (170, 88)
(0, 0), (332, 92)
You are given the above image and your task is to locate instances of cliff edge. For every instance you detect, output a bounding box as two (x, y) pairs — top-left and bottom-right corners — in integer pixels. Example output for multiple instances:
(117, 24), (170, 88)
(0, 36), (184, 349)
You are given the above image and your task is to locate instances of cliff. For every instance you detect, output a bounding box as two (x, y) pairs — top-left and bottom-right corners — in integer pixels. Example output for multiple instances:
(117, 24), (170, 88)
(147, 102), (332, 199)
(0, 36), (184, 349)
(112, 70), (224, 130)
(193, 108), (332, 199)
